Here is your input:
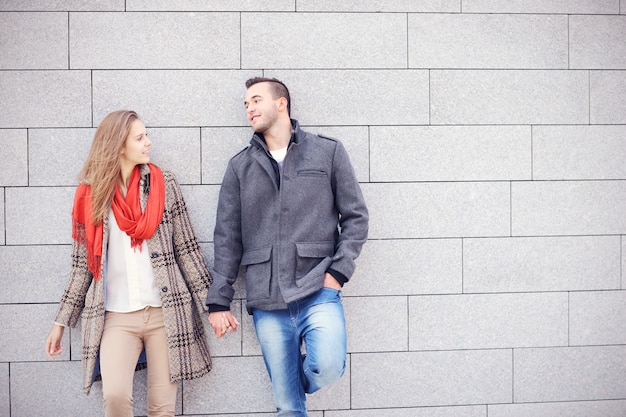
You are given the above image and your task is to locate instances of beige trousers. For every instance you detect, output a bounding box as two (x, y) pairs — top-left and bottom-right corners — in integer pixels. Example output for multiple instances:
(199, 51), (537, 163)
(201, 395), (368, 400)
(100, 306), (177, 417)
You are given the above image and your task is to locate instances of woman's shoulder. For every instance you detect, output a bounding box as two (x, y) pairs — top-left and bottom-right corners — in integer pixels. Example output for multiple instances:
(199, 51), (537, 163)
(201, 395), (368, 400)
(161, 169), (176, 181)
(143, 163), (177, 182)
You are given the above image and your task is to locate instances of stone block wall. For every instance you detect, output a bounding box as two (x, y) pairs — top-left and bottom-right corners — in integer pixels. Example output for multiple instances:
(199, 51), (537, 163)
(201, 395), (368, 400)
(0, 1), (625, 416)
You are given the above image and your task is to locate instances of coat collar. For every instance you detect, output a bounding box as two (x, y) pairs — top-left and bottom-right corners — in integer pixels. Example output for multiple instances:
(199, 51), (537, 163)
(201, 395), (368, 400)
(249, 118), (303, 152)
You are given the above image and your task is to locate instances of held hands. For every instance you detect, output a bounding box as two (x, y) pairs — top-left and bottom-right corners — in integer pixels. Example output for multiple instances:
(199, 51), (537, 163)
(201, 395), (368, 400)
(45, 324), (65, 360)
(208, 311), (240, 338)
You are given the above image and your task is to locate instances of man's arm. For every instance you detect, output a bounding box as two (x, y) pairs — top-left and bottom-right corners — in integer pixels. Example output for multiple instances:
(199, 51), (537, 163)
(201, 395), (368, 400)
(205, 161), (244, 334)
(328, 140), (369, 283)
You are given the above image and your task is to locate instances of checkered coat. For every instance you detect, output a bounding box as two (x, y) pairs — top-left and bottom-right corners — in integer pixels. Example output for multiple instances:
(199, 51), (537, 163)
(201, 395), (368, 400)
(54, 166), (212, 395)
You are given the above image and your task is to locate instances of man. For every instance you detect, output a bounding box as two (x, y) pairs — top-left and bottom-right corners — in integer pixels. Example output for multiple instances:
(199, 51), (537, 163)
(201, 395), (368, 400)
(206, 77), (368, 416)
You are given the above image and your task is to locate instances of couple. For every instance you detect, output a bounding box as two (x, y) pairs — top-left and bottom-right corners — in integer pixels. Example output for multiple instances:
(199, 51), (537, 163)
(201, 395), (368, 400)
(44, 77), (369, 417)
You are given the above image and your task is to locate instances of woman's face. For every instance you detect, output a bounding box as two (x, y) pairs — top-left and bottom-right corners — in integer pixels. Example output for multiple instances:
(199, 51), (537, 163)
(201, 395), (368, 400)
(120, 119), (151, 167)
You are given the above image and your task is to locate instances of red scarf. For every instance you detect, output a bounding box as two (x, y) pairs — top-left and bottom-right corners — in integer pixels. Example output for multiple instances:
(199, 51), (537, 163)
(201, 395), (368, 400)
(71, 163), (165, 280)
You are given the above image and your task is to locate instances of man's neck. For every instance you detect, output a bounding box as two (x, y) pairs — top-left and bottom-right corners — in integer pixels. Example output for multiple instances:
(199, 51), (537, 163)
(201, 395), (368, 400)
(262, 118), (292, 151)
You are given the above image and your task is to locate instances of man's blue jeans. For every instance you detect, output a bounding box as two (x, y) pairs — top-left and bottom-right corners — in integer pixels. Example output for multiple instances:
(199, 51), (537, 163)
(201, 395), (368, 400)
(253, 287), (347, 417)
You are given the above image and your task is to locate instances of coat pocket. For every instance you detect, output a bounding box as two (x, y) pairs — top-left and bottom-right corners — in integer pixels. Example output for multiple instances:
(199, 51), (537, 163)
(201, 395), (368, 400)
(295, 242), (335, 287)
(242, 246), (272, 300)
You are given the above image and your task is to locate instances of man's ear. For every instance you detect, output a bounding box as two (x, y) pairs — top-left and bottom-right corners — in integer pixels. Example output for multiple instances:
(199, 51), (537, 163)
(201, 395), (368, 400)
(277, 96), (288, 112)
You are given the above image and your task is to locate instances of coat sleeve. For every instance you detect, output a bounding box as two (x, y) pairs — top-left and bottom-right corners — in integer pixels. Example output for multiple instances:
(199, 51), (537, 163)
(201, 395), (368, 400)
(54, 233), (93, 327)
(205, 160), (243, 309)
(328, 140), (369, 283)
(166, 172), (213, 315)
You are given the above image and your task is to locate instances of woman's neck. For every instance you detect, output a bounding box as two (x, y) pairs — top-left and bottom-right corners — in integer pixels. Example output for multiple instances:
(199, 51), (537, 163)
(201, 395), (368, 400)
(119, 164), (136, 197)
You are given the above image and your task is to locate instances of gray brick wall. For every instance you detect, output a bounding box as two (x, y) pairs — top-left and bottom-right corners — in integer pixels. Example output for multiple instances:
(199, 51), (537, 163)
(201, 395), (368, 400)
(0, 1), (624, 416)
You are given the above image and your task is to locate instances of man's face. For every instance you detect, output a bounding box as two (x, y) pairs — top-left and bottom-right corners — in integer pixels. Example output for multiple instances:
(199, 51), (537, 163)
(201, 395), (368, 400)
(244, 82), (280, 133)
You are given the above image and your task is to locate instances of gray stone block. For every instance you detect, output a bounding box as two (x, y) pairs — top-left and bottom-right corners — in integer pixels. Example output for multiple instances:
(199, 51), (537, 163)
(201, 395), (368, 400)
(533, 125), (626, 180)
(362, 182), (510, 239)
(297, 0), (460, 12)
(266, 70), (429, 125)
(0, 245), (72, 303)
(307, 356), (350, 411)
(0, 71), (92, 128)
(351, 350), (512, 407)
(0, 0), (124, 11)
(0, 304), (61, 361)
(148, 128), (202, 184)
(514, 346), (626, 402)
(511, 181), (626, 236)
(0, 12), (68, 69)
(126, 0), (293, 11)
(0, 191), (4, 245)
(199, 242), (214, 273)
(10, 361), (104, 417)
(92, 70), (256, 127)
(5, 187), (75, 245)
(409, 14), (567, 69)
(30, 125), (191, 187)
(28, 128), (93, 186)
(179, 184), (219, 242)
(591, 71), (626, 124)
(70, 12), (240, 69)
(570, 15), (626, 69)
(431, 70), (589, 125)
(183, 356), (275, 414)
(69, 320), (83, 361)
(343, 239), (462, 297)
(463, 236), (621, 293)
(0, 363), (8, 417)
(489, 400), (626, 417)
(409, 293), (568, 350)
(370, 125), (531, 182)
(344, 296), (408, 352)
(241, 300), (262, 356)
(570, 290), (626, 346)
(327, 406), (485, 417)
(462, 0), (619, 14)
(201, 127), (253, 185)
(242, 13), (406, 69)
(0, 129), (27, 186)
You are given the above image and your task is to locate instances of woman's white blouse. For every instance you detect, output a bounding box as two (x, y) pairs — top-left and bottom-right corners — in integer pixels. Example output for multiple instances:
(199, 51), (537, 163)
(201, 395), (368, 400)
(104, 209), (162, 312)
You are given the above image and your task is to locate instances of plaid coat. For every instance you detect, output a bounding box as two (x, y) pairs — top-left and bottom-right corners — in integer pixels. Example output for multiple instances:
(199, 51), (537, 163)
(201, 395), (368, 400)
(54, 166), (212, 395)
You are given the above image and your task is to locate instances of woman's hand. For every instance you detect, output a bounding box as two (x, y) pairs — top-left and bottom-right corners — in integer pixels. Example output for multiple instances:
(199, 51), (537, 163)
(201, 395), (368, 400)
(45, 324), (65, 360)
(208, 311), (240, 338)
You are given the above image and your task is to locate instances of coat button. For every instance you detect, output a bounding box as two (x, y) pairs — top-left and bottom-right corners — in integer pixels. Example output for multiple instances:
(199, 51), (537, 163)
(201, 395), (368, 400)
(151, 252), (159, 258)
(161, 286), (168, 292)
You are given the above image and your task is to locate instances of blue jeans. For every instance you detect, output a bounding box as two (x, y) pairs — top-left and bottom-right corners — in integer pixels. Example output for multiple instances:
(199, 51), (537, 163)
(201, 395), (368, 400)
(253, 287), (347, 417)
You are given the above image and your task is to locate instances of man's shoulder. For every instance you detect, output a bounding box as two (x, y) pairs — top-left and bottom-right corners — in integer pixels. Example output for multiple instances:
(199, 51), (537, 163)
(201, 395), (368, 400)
(230, 144), (253, 163)
(316, 133), (339, 143)
(302, 130), (340, 148)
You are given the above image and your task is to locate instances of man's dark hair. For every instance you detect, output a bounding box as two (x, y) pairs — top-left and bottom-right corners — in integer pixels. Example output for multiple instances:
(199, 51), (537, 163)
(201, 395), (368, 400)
(246, 77), (291, 116)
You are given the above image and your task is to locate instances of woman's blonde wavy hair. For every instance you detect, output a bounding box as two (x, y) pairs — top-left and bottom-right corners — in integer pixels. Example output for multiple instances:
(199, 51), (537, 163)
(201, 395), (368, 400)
(79, 110), (140, 224)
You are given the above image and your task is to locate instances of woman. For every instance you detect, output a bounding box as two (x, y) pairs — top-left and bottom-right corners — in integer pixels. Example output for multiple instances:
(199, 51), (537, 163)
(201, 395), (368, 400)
(44, 110), (212, 417)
